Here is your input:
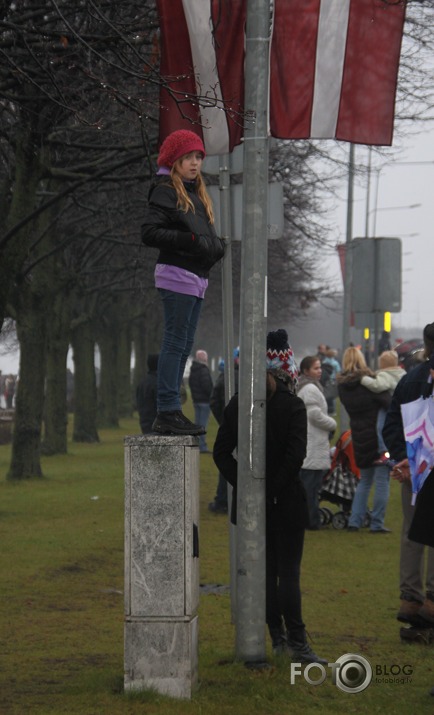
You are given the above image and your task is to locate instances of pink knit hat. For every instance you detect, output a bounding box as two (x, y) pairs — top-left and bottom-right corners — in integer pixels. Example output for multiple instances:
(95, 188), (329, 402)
(157, 130), (206, 168)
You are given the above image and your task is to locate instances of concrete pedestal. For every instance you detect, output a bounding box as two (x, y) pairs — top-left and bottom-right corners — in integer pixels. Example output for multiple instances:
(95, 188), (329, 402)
(124, 434), (199, 699)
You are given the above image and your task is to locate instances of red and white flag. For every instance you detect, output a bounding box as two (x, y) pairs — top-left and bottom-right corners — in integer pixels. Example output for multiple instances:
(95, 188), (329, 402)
(157, 0), (406, 153)
(270, 0), (406, 145)
(157, 0), (246, 155)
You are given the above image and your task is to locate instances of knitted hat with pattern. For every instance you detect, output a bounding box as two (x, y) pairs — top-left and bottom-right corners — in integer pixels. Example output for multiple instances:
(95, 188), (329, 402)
(266, 329), (298, 386)
(157, 130), (205, 168)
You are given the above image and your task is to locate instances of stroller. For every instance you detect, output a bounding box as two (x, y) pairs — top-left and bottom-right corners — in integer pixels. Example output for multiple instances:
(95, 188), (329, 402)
(319, 430), (370, 530)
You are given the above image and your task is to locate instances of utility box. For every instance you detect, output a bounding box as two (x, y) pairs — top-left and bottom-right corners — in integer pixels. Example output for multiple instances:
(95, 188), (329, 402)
(124, 434), (200, 699)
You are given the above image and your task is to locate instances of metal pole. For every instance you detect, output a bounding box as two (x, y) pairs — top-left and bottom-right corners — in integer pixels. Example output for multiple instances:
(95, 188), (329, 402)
(219, 156), (235, 403)
(373, 239), (380, 369)
(218, 154), (237, 623)
(341, 144), (355, 433)
(236, 0), (270, 663)
(365, 146), (372, 238)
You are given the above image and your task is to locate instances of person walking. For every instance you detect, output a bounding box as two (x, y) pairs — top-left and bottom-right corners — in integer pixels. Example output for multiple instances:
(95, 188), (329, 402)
(213, 329), (327, 664)
(383, 323), (434, 627)
(298, 355), (336, 530)
(189, 349), (213, 453)
(141, 129), (225, 436)
(337, 347), (392, 533)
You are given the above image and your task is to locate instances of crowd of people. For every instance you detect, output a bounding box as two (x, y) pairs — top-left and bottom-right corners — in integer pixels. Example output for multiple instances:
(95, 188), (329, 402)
(140, 127), (434, 680)
(136, 325), (434, 667)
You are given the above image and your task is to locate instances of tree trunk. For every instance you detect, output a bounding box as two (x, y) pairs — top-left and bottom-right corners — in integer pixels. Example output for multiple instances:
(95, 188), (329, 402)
(42, 290), (71, 454)
(0, 126), (43, 332)
(117, 319), (132, 418)
(7, 292), (47, 480)
(71, 319), (99, 443)
(97, 328), (119, 428)
(132, 317), (148, 396)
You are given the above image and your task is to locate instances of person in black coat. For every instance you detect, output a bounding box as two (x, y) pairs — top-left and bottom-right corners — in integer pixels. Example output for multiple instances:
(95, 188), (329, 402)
(208, 354), (240, 513)
(136, 354), (159, 434)
(337, 347), (391, 532)
(188, 349), (213, 452)
(213, 329), (327, 664)
(383, 323), (434, 628)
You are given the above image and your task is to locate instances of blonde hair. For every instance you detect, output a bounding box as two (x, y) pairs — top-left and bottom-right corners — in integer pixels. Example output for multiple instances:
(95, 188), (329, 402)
(342, 347), (369, 373)
(378, 350), (399, 369)
(170, 164), (214, 224)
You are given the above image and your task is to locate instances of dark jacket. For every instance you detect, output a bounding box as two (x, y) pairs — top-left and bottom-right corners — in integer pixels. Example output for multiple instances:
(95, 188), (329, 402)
(213, 378), (309, 530)
(141, 177), (225, 278)
(210, 366), (239, 425)
(337, 372), (391, 468)
(189, 360), (213, 404)
(383, 361), (432, 462)
(136, 354), (159, 434)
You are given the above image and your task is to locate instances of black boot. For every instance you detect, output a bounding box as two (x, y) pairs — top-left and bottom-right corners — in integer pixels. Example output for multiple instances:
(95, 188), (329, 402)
(287, 635), (328, 664)
(152, 411), (205, 436)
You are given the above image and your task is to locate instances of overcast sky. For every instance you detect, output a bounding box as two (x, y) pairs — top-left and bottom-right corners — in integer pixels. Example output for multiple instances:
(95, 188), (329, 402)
(326, 126), (434, 334)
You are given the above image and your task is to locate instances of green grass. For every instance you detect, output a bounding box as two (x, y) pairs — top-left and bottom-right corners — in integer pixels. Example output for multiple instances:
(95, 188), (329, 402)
(1, 410), (434, 714)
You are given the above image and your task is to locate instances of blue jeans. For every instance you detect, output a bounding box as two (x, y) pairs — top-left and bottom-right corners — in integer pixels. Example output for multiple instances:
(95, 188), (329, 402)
(348, 465), (390, 531)
(300, 468), (327, 530)
(194, 402), (210, 451)
(157, 289), (203, 412)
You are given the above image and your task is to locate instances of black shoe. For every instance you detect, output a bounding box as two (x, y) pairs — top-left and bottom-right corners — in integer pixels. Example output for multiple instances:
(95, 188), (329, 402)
(347, 526), (359, 532)
(152, 411), (204, 436)
(287, 639), (328, 665)
(208, 501), (228, 514)
(174, 411), (206, 434)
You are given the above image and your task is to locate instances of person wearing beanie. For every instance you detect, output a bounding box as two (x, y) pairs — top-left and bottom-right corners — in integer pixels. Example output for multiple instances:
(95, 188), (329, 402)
(141, 129), (225, 436)
(383, 323), (434, 634)
(213, 328), (328, 665)
(188, 349), (213, 452)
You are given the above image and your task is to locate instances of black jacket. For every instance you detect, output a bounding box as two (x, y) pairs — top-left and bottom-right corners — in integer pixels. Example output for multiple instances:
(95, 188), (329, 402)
(210, 367), (240, 425)
(141, 177), (225, 278)
(383, 361), (432, 462)
(188, 360), (213, 404)
(213, 378), (309, 530)
(136, 353), (159, 434)
(337, 372), (391, 468)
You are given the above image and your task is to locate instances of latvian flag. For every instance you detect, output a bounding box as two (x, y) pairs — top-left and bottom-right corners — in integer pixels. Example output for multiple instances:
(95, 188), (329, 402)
(157, 0), (406, 155)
